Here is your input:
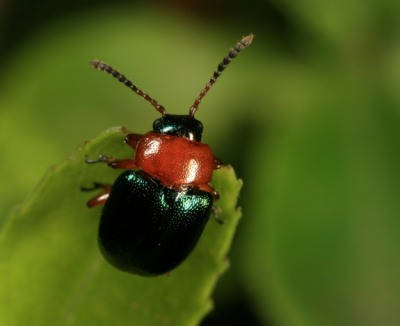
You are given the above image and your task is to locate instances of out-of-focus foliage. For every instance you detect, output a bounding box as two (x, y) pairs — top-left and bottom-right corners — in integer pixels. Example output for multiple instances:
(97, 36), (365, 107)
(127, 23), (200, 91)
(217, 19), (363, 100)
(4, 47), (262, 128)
(1, 1), (400, 325)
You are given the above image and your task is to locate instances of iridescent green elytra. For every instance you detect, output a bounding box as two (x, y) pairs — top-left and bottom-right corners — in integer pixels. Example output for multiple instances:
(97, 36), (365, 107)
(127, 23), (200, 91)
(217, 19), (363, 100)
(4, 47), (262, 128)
(99, 171), (213, 276)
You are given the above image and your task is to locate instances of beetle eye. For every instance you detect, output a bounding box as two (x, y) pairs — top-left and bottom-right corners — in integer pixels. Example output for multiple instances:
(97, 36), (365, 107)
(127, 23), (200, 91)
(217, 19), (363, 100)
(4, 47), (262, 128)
(198, 121), (203, 132)
(153, 119), (161, 129)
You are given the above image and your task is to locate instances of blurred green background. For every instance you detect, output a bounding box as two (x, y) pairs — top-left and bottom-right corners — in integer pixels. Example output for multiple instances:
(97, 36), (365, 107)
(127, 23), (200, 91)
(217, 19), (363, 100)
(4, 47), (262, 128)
(1, 0), (400, 325)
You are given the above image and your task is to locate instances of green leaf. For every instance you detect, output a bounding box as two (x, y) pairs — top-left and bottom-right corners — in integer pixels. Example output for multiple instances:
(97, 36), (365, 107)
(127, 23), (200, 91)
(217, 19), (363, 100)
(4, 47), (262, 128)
(0, 127), (242, 326)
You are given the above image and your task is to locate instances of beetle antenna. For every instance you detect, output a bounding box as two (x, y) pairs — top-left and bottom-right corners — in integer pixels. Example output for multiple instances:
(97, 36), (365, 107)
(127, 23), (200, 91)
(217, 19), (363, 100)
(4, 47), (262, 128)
(189, 34), (253, 116)
(91, 60), (166, 116)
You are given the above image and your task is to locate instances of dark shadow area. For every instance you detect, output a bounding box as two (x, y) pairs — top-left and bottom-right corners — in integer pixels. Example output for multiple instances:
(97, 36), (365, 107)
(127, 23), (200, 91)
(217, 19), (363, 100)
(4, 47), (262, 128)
(0, 0), (299, 62)
(201, 293), (266, 326)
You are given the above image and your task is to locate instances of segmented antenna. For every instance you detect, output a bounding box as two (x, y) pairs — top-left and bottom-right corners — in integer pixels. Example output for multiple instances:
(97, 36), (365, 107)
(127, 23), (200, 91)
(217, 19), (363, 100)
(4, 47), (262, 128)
(189, 34), (254, 116)
(91, 60), (166, 116)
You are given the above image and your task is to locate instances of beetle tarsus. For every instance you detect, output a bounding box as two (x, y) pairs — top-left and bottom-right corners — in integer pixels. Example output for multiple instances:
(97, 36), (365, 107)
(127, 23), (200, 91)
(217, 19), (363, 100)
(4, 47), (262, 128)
(85, 154), (117, 164)
(80, 182), (109, 192)
(212, 206), (225, 224)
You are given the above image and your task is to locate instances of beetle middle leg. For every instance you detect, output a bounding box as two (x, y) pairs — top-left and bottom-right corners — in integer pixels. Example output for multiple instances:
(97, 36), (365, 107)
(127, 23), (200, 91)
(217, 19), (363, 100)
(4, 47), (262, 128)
(196, 184), (224, 224)
(197, 184), (219, 202)
(81, 182), (112, 207)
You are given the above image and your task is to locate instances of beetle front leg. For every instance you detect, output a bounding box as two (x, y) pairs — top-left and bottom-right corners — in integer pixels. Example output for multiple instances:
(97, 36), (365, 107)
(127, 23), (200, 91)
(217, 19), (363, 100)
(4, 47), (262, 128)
(213, 155), (221, 170)
(108, 159), (138, 169)
(125, 133), (144, 150)
(86, 155), (138, 169)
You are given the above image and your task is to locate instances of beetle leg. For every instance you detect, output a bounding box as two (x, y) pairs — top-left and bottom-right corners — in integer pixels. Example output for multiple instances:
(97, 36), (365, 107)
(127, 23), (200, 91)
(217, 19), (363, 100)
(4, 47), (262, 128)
(86, 155), (138, 169)
(125, 133), (144, 150)
(87, 188), (111, 207)
(198, 184), (220, 201)
(85, 154), (117, 164)
(81, 183), (112, 208)
(108, 159), (138, 169)
(80, 182), (108, 191)
(213, 155), (221, 170)
(212, 205), (225, 224)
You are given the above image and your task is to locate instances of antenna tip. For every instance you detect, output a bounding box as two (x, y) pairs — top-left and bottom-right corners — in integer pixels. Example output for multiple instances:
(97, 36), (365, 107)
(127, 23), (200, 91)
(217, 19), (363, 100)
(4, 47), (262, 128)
(241, 34), (254, 47)
(90, 60), (100, 68)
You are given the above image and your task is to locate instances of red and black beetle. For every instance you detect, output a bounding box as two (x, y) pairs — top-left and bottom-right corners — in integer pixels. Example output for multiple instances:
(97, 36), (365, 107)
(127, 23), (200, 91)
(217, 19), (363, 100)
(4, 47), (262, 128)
(84, 35), (253, 276)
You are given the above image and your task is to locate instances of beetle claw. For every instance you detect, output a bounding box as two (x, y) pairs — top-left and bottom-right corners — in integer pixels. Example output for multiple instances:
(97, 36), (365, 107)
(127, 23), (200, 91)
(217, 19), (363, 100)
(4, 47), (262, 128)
(85, 154), (114, 164)
(80, 182), (109, 192)
(212, 206), (225, 224)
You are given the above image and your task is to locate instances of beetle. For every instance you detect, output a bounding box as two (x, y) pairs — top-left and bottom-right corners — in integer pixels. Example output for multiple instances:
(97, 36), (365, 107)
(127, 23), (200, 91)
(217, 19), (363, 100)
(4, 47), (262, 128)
(84, 35), (253, 276)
